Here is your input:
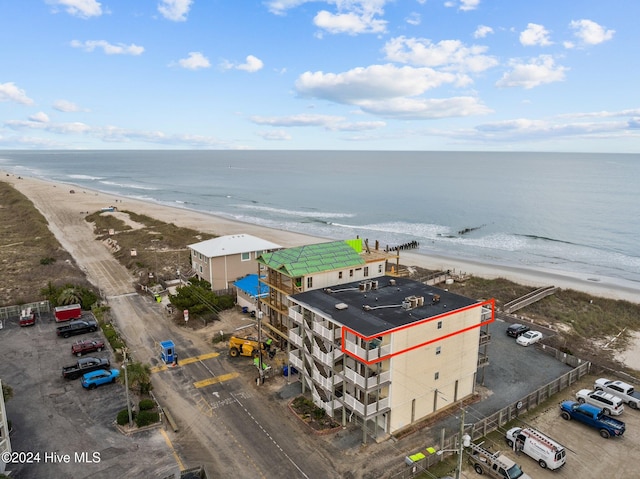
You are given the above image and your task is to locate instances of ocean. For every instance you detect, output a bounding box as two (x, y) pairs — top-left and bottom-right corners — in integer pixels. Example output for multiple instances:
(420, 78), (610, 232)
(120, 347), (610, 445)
(1, 150), (639, 287)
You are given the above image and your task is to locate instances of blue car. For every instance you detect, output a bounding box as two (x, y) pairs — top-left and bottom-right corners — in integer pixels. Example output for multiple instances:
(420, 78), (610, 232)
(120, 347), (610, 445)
(81, 368), (120, 389)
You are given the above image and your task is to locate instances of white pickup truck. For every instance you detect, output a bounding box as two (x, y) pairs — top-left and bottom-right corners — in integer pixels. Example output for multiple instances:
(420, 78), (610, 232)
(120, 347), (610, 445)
(594, 378), (640, 409)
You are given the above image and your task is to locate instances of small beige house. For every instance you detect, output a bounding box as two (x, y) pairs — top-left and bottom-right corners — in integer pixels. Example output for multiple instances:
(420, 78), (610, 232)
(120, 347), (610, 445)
(188, 234), (281, 290)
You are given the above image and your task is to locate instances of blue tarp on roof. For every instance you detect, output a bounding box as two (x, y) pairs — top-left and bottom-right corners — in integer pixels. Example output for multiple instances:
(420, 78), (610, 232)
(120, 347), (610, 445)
(233, 274), (267, 299)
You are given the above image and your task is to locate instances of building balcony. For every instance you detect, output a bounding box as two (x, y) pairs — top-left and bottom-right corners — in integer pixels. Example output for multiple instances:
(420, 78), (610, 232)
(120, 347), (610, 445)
(477, 353), (490, 368)
(343, 339), (391, 362)
(311, 389), (338, 416)
(290, 353), (304, 372)
(342, 392), (390, 419)
(312, 321), (341, 341)
(341, 368), (391, 390)
(312, 344), (344, 366)
(312, 369), (343, 390)
(290, 328), (303, 348)
(479, 331), (491, 346)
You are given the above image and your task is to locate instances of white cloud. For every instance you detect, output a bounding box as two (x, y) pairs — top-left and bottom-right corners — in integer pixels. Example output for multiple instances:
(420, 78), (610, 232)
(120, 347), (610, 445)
(474, 25), (493, 39)
(257, 130), (292, 141)
(177, 52), (211, 70)
(383, 36), (498, 73)
(251, 114), (345, 127)
(46, 0), (103, 19)
(496, 55), (567, 89)
(296, 64), (458, 103)
(5, 119), (91, 134)
(0, 82), (34, 105)
(519, 23), (553, 47)
(70, 40), (144, 55)
(356, 96), (492, 119)
(29, 112), (50, 123)
(251, 114), (386, 132)
(406, 13), (421, 26)
(265, 0), (311, 16)
(314, 10), (387, 35)
(569, 19), (615, 46)
(158, 0), (193, 22)
(445, 0), (480, 11)
(236, 55), (264, 73)
(53, 100), (83, 112)
(221, 55), (264, 73)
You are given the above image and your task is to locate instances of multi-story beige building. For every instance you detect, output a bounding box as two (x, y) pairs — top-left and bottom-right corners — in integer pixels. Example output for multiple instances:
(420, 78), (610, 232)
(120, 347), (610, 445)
(188, 234), (281, 290)
(287, 276), (493, 442)
(0, 379), (11, 474)
(256, 239), (399, 343)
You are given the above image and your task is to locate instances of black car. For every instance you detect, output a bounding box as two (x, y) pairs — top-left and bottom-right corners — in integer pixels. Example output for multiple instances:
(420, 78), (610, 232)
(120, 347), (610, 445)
(506, 323), (530, 338)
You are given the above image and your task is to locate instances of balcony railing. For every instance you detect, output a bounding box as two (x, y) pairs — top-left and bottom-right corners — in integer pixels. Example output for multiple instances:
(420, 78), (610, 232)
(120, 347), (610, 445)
(312, 344), (344, 366)
(341, 368), (391, 390)
(312, 369), (343, 390)
(343, 339), (391, 362)
(342, 392), (390, 418)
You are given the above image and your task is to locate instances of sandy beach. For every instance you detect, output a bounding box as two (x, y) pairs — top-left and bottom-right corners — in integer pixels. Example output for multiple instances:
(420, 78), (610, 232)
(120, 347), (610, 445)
(4, 171), (640, 305)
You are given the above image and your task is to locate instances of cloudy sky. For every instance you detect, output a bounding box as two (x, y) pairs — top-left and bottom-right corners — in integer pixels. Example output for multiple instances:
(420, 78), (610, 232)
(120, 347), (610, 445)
(0, 0), (637, 151)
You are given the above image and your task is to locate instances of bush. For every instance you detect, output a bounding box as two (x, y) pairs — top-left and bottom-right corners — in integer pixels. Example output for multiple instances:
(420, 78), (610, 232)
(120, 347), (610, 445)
(135, 410), (160, 428)
(139, 399), (155, 411)
(116, 408), (136, 426)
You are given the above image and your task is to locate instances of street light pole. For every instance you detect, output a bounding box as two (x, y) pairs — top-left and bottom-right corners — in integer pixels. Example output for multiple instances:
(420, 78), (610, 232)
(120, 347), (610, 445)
(456, 408), (465, 479)
(123, 348), (133, 427)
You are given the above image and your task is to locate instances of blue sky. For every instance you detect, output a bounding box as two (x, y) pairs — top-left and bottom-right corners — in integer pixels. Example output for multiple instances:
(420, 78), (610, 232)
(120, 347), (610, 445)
(0, 0), (638, 151)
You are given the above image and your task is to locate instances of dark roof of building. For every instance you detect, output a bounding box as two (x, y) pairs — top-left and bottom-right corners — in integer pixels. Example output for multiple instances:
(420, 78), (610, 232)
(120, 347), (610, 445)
(257, 240), (365, 277)
(290, 276), (478, 337)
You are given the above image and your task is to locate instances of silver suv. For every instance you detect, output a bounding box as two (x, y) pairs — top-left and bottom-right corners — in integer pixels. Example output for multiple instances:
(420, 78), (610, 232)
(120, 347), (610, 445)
(575, 389), (624, 416)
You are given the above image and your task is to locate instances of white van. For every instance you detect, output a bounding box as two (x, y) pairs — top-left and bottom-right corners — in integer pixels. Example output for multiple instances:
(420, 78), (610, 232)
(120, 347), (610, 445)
(505, 427), (566, 470)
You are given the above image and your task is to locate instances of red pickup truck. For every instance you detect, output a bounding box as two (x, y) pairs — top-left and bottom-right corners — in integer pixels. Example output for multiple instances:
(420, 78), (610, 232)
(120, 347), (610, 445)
(71, 339), (106, 357)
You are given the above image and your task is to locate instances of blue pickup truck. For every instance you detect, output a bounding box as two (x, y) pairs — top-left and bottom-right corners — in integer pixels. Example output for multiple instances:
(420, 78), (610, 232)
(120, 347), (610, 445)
(559, 400), (625, 439)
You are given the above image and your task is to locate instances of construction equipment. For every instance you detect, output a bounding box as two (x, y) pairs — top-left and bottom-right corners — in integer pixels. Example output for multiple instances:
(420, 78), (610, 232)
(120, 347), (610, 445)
(228, 336), (274, 359)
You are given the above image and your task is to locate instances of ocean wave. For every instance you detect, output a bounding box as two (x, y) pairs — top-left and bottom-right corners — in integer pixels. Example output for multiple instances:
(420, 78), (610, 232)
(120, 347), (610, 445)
(99, 180), (158, 191)
(68, 174), (104, 181)
(330, 221), (451, 238)
(237, 204), (355, 219)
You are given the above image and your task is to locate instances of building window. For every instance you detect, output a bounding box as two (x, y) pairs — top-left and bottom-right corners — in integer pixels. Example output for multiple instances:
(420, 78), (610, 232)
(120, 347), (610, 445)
(338, 271), (343, 279)
(364, 266), (369, 277)
(307, 277), (313, 288)
(434, 372), (439, 380)
(349, 269), (354, 277)
(437, 321), (443, 329)
(378, 264), (383, 273)
(199, 265), (203, 273)
(241, 252), (250, 261)
(436, 346), (441, 355)
(255, 250), (263, 258)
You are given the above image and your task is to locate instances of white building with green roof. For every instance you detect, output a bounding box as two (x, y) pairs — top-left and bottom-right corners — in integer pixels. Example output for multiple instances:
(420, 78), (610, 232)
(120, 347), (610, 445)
(256, 239), (398, 343)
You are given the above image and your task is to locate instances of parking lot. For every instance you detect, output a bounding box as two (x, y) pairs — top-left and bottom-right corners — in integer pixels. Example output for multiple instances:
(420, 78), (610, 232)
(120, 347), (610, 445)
(1, 311), (178, 479)
(460, 372), (640, 478)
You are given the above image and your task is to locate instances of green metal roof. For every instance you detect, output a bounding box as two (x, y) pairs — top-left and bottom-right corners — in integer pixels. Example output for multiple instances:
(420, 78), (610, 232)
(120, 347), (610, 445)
(257, 240), (366, 277)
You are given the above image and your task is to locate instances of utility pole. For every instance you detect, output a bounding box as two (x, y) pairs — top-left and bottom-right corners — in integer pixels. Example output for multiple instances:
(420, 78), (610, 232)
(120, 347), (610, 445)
(123, 348), (133, 427)
(456, 408), (465, 479)
(257, 310), (264, 385)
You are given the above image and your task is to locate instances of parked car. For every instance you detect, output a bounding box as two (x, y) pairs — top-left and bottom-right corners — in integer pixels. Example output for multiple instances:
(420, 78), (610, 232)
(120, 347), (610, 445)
(576, 389), (624, 415)
(594, 378), (640, 409)
(507, 323), (530, 338)
(81, 368), (120, 389)
(516, 331), (543, 346)
(71, 338), (106, 357)
(19, 307), (36, 327)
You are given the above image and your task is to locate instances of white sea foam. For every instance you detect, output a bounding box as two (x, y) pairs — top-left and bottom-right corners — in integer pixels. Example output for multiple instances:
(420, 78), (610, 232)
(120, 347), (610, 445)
(99, 180), (158, 191)
(237, 204), (355, 219)
(68, 174), (103, 181)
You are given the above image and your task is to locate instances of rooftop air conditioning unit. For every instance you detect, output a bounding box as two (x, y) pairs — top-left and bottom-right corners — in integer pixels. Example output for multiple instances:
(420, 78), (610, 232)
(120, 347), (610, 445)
(371, 280), (379, 289)
(335, 303), (349, 310)
(389, 279), (396, 286)
(402, 300), (411, 310)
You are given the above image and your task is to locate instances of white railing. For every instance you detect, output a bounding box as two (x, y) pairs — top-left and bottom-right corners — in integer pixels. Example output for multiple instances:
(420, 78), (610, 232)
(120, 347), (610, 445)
(289, 354), (303, 371)
(343, 393), (390, 418)
(312, 345), (344, 366)
(343, 339), (391, 362)
(289, 307), (303, 324)
(341, 368), (391, 390)
(290, 328), (302, 348)
(312, 369), (342, 390)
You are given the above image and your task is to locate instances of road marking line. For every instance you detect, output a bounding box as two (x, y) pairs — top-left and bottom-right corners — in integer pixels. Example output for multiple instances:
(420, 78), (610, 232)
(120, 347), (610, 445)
(160, 428), (185, 471)
(150, 352), (220, 373)
(193, 372), (239, 388)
